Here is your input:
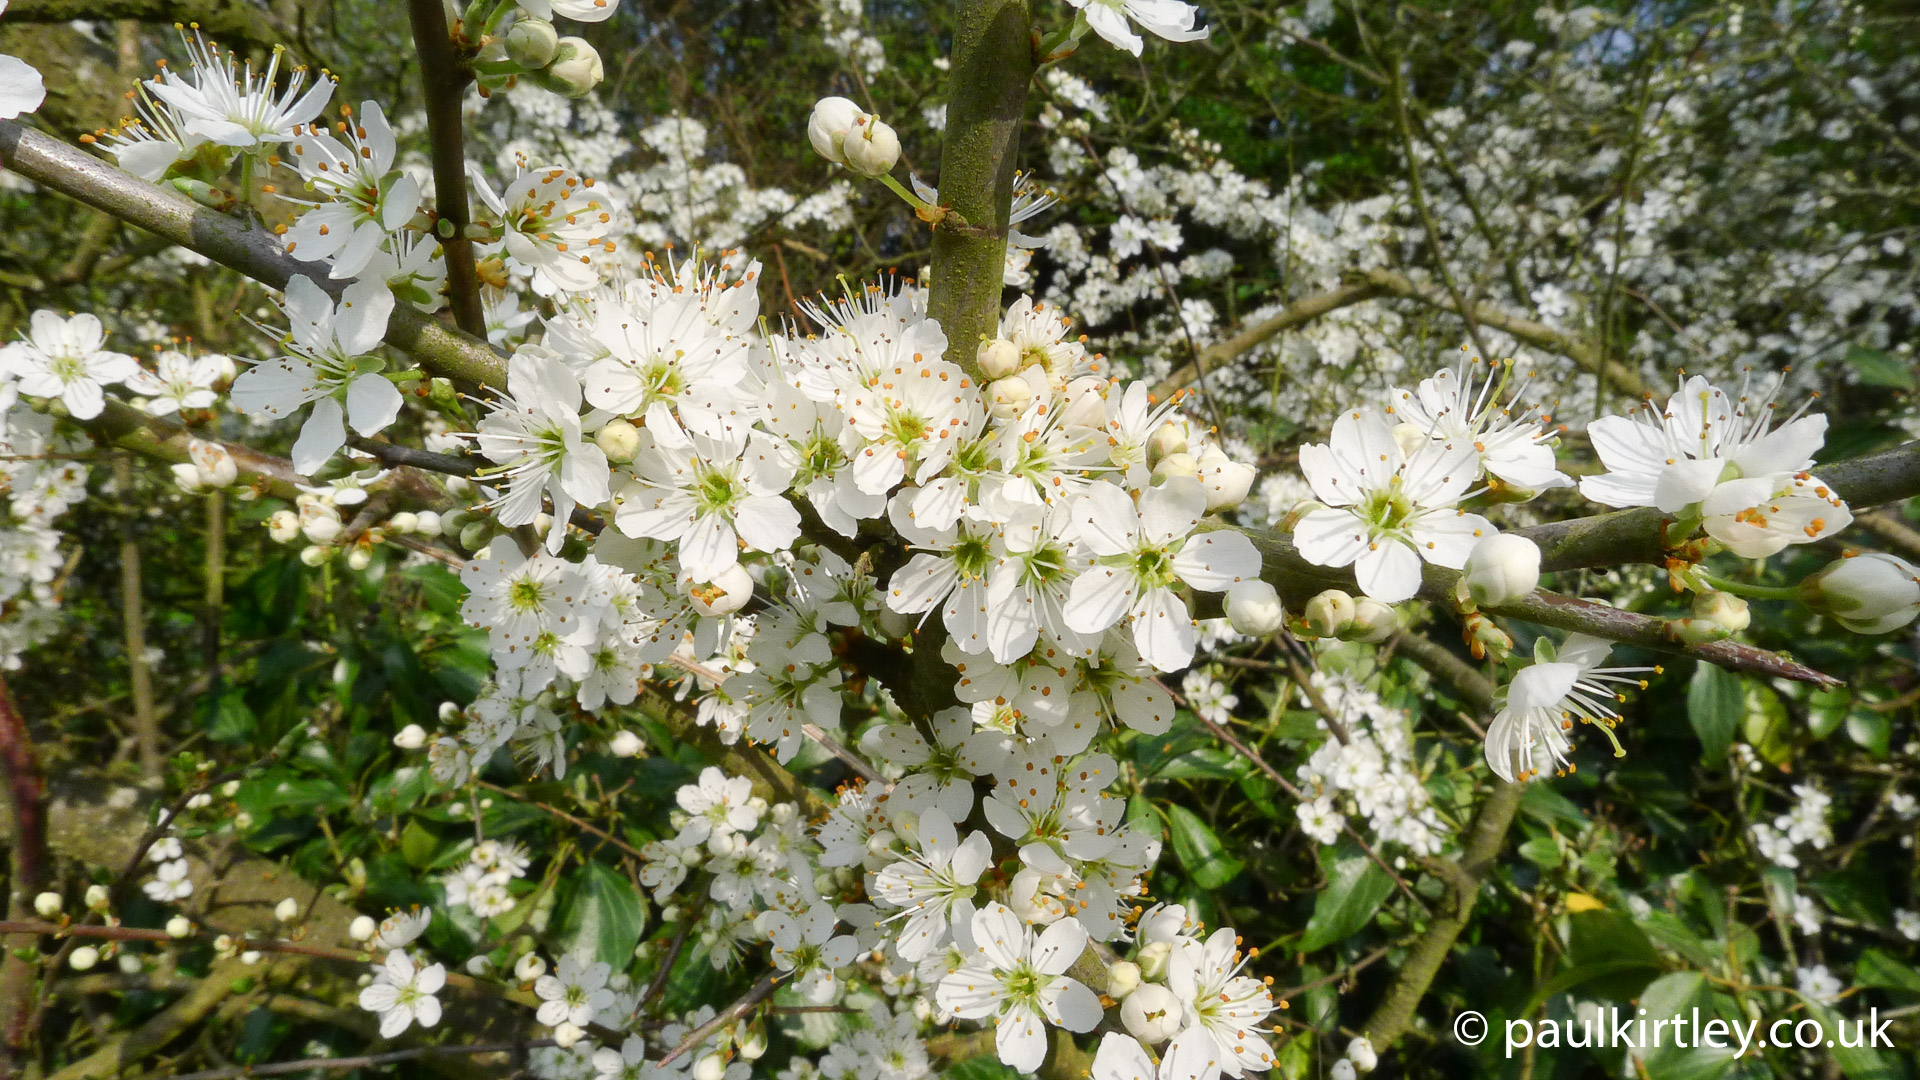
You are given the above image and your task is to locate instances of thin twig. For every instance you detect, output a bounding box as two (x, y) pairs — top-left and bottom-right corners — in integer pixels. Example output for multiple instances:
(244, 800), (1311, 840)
(656, 974), (776, 1066)
(472, 779), (647, 859)
(162, 1039), (559, 1080)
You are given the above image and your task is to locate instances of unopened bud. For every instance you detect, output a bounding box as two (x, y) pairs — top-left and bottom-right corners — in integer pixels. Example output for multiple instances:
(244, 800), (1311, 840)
(299, 545), (330, 567)
(1462, 610), (1512, 661)
(69, 946), (100, 971)
(808, 96), (865, 164)
(85, 885), (111, 912)
(393, 724), (427, 750)
(1120, 982), (1185, 1044)
(1147, 421), (1188, 467)
(33, 892), (62, 919)
(683, 562), (754, 616)
(346, 546), (372, 571)
(267, 509), (300, 543)
(1692, 590), (1751, 634)
(1303, 589), (1356, 638)
(553, 1021), (586, 1048)
(736, 1020), (768, 1061)
(166, 915), (193, 939)
(596, 419), (642, 463)
(414, 510), (441, 535)
(608, 730), (644, 758)
(536, 37), (604, 98)
(1107, 959), (1142, 1000)
(1800, 552), (1920, 634)
(1347, 1036), (1379, 1073)
(1225, 580), (1285, 636)
(693, 1052), (728, 1080)
(1153, 451), (1198, 482)
(1345, 597), (1399, 643)
(458, 521), (491, 552)
(1195, 444), (1255, 512)
(1136, 940), (1172, 980)
(348, 915), (377, 942)
(842, 116), (900, 178)
(987, 375), (1034, 421)
(275, 897), (300, 922)
(505, 17), (560, 68)
(1461, 534), (1541, 608)
(978, 338), (1021, 380)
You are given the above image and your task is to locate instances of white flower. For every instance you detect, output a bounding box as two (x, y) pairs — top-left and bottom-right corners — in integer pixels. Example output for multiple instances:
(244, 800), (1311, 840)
(1484, 635), (1653, 783)
(1163, 927), (1276, 1080)
(1294, 406), (1492, 604)
(534, 952), (614, 1029)
(1795, 964), (1843, 1006)
(592, 1035), (649, 1080)
(282, 100), (422, 279)
(1092, 1032), (1163, 1080)
(675, 766), (762, 848)
(357, 949), (445, 1037)
(1066, 0), (1210, 57)
(517, 0), (620, 25)
(470, 350), (609, 551)
(1461, 533), (1541, 607)
(872, 809), (993, 961)
(145, 31), (334, 150)
(124, 350), (225, 416)
(2, 311), (140, 420)
(808, 97), (869, 165)
(229, 276), (402, 475)
(935, 902), (1103, 1074)
(1579, 373), (1849, 558)
(1065, 477), (1261, 672)
(1799, 552), (1920, 634)
(0, 0), (46, 121)
(143, 858), (193, 902)
(1389, 358), (1571, 494)
(470, 162), (608, 293)
(372, 907), (432, 950)
(839, 358), (985, 497)
(1296, 796), (1343, 845)
(458, 537), (596, 668)
(1894, 909), (1920, 942)
(756, 904), (860, 1003)
(615, 429), (799, 580)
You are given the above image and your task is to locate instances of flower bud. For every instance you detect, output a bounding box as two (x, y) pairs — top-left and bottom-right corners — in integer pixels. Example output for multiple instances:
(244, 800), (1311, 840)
(267, 509), (300, 543)
(188, 438), (237, 487)
(842, 116), (900, 178)
(348, 915), (377, 942)
(736, 1019), (769, 1061)
(1391, 422), (1430, 460)
(1008, 868), (1067, 925)
(553, 1021), (586, 1049)
(1799, 552), (1920, 634)
(1345, 597), (1399, 643)
(233, 810), (255, 830)
(608, 730), (644, 757)
(1692, 590), (1751, 635)
(515, 952), (546, 982)
(1147, 421), (1189, 467)
(978, 338), (1021, 380)
(596, 418), (642, 463)
(85, 885), (111, 912)
(1135, 940), (1172, 980)
(299, 545), (331, 567)
(506, 17), (560, 68)
(33, 892), (62, 919)
(346, 546), (373, 571)
(166, 915), (193, 939)
(1347, 1036), (1378, 1073)
(1462, 610), (1512, 661)
(393, 724), (427, 750)
(1152, 451), (1198, 482)
(1225, 580), (1285, 636)
(414, 510), (441, 536)
(1107, 960), (1142, 1000)
(1331, 1060), (1358, 1080)
(1303, 589), (1356, 638)
(275, 897), (300, 922)
(987, 375), (1033, 421)
(1195, 444), (1255, 512)
(1057, 376), (1108, 430)
(1120, 983), (1185, 1045)
(538, 37), (604, 98)
(459, 521), (492, 552)
(808, 97), (865, 164)
(1462, 534), (1540, 608)
(300, 507), (343, 545)
(69, 946), (100, 972)
(693, 1052), (728, 1080)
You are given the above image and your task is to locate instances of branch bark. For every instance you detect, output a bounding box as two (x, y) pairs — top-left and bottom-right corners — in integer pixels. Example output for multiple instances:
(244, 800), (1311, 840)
(1150, 279), (1389, 398)
(0, 678), (47, 1070)
(1, 0), (288, 47)
(406, 0), (487, 339)
(926, 0), (1034, 378)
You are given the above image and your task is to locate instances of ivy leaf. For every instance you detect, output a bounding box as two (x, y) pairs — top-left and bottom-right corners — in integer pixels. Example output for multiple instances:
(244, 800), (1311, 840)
(1299, 851), (1393, 953)
(1166, 805), (1243, 890)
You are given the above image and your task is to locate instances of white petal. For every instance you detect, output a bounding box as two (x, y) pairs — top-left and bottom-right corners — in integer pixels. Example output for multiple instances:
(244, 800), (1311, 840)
(1354, 540), (1422, 604)
(345, 374), (404, 436)
(290, 397), (347, 475)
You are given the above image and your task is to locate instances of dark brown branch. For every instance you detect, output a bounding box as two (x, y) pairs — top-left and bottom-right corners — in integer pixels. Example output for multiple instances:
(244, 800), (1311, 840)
(0, 679), (48, 1068)
(406, 0), (487, 339)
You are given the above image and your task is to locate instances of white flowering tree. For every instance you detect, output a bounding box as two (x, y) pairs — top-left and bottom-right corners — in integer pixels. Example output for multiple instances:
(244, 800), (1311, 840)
(0, 2), (1917, 1080)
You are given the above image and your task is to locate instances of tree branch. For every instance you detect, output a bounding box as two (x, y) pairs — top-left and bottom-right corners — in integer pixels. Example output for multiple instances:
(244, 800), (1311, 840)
(406, 0), (487, 339)
(1150, 279), (1390, 398)
(1, 0), (288, 48)
(0, 120), (508, 390)
(926, 0), (1034, 378)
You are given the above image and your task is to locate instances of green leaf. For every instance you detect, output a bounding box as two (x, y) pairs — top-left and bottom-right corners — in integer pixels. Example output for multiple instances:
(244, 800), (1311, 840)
(1807, 687), (1850, 739)
(1518, 836), (1562, 868)
(555, 861), (647, 970)
(1687, 662), (1742, 767)
(1298, 852), (1394, 953)
(1166, 804), (1243, 890)
(1564, 911), (1662, 1001)
(400, 819), (441, 870)
(1811, 1002), (1911, 1080)
(1855, 948), (1920, 993)
(1845, 345), (1917, 391)
(1846, 709), (1891, 758)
